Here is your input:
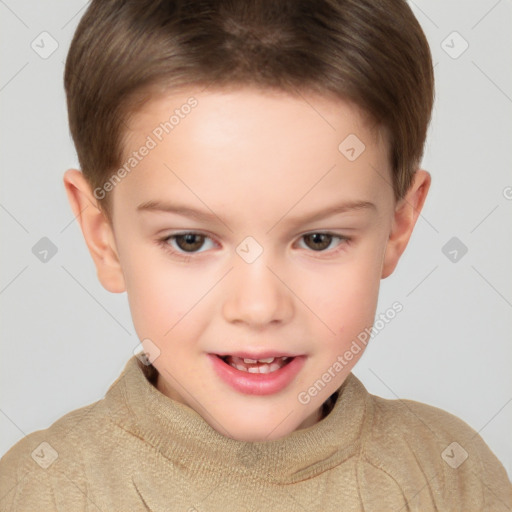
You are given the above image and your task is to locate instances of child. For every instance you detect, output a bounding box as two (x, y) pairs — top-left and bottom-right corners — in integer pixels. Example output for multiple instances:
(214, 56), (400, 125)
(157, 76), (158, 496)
(1, 0), (511, 510)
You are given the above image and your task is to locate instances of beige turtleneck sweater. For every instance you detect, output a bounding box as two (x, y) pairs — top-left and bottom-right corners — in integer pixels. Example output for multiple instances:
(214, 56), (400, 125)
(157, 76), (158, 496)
(1, 355), (510, 511)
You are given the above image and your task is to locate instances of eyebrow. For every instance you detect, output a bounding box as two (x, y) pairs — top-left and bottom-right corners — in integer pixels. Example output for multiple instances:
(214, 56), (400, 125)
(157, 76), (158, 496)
(136, 199), (376, 226)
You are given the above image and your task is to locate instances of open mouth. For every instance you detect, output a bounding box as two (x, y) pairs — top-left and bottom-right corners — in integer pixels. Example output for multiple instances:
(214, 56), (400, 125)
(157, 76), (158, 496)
(217, 355), (294, 374)
(209, 353), (305, 395)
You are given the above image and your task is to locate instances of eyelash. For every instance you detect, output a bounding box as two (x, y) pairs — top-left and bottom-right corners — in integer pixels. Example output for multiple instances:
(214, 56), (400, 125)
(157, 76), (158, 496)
(157, 231), (351, 262)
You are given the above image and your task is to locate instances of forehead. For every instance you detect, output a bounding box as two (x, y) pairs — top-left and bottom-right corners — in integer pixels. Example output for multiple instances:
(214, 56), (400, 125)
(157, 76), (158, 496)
(117, 87), (393, 212)
(126, 86), (385, 150)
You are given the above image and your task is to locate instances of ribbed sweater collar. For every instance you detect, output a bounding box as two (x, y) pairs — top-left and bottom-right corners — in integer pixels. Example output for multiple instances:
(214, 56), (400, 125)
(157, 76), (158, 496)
(105, 355), (373, 485)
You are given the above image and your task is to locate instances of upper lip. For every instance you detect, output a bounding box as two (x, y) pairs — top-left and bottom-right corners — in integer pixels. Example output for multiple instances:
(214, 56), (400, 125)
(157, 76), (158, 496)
(213, 351), (301, 360)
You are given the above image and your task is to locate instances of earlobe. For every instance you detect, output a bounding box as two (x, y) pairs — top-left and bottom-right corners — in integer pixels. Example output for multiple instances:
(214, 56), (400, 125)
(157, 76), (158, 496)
(63, 169), (126, 293)
(381, 169), (431, 279)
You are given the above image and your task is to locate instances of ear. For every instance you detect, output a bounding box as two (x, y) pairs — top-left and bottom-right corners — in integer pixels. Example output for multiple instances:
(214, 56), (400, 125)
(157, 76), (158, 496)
(63, 169), (126, 293)
(381, 169), (431, 278)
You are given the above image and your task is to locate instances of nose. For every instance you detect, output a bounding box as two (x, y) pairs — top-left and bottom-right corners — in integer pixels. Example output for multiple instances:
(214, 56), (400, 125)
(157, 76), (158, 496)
(222, 253), (294, 327)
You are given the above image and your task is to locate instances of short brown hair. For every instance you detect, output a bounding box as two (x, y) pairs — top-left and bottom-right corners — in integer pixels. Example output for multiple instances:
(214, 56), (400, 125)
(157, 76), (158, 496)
(64, 0), (434, 218)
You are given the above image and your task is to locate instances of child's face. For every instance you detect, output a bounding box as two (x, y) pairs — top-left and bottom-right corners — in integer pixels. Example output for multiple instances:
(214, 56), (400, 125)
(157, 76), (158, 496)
(66, 87), (429, 441)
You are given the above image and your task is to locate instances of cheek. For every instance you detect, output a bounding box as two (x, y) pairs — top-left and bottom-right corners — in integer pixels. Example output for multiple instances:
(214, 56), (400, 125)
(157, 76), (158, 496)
(300, 246), (382, 342)
(121, 247), (205, 337)
(309, 250), (381, 306)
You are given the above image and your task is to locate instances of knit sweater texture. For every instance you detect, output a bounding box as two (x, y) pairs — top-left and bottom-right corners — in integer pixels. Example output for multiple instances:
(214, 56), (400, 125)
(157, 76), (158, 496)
(1, 355), (511, 511)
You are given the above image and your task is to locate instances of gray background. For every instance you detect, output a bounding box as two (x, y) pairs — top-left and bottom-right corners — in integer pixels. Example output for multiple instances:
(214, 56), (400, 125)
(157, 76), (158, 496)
(1, 0), (511, 480)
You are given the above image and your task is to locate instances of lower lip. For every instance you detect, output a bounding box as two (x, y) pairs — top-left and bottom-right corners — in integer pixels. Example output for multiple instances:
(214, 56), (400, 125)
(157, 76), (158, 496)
(208, 354), (306, 396)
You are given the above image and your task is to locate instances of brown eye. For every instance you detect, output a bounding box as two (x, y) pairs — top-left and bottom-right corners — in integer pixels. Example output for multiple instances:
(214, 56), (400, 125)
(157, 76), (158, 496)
(172, 233), (207, 252)
(302, 233), (334, 251)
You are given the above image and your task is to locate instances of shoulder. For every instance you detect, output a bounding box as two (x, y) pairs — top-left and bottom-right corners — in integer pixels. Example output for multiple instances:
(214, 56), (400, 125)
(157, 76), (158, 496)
(360, 391), (512, 510)
(0, 398), (113, 511)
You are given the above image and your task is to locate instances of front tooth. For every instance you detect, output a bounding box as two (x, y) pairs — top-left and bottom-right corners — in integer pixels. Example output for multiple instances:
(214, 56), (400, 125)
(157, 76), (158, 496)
(247, 367), (259, 374)
(243, 358), (258, 364)
(258, 357), (275, 363)
(258, 364), (271, 374)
